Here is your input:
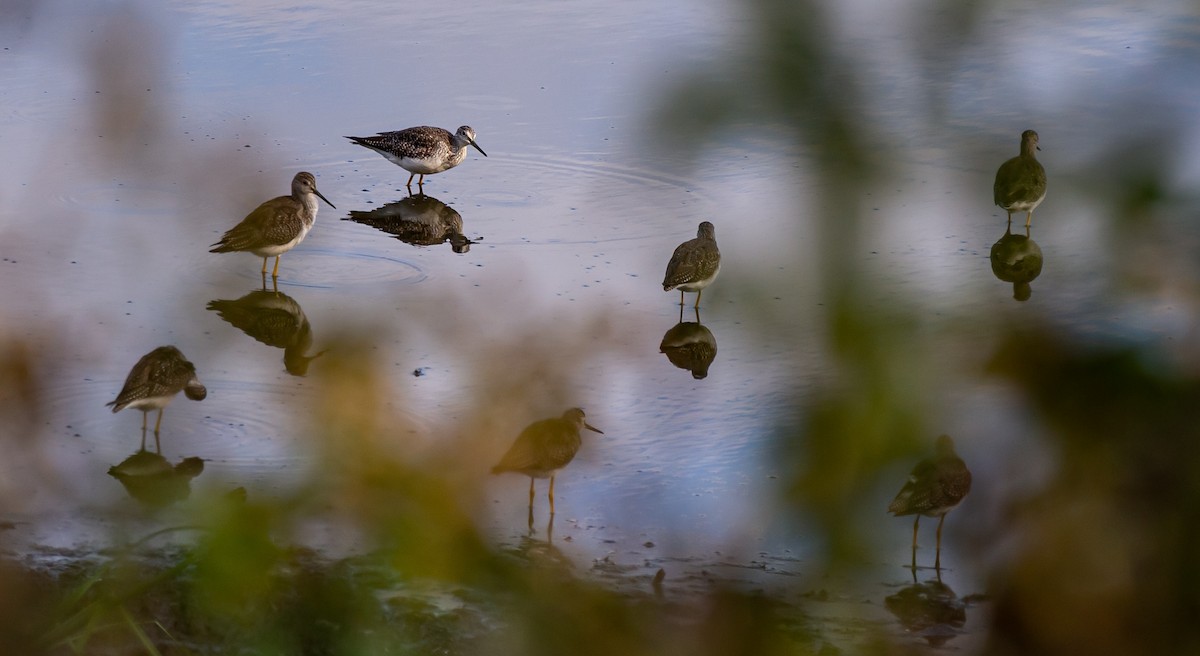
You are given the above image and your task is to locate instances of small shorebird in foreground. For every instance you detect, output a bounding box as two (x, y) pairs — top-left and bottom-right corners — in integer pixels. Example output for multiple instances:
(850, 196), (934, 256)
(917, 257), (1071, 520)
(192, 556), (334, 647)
(107, 345), (207, 450)
(888, 434), (972, 570)
(492, 408), (603, 515)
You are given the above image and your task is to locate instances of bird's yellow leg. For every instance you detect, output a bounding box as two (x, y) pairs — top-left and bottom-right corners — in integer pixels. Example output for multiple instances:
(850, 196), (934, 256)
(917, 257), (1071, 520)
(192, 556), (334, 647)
(527, 477), (535, 508)
(911, 515), (920, 551)
(935, 514), (946, 569)
(1025, 212), (1033, 228)
(406, 173), (416, 188)
(260, 257), (269, 274)
(140, 414), (148, 451)
(153, 410), (164, 453)
(272, 256), (282, 278)
(694, 289), (702, 309)
(678, 290), (685, 306)
(549, 474), (557, 515)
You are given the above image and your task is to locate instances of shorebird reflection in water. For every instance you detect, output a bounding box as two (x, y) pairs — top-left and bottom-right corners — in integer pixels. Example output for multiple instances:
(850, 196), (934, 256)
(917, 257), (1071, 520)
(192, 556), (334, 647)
(659, 305), (717, 379)
(206, 285), (325, 376)
(210, 172), (335, 279)
(663, 221), (721, 308)
(108, 450), (205, 508)
(107, 346), (206, 451)
(345, 193), (475, 253)
(515, 514), (573, 570)
(884, 571), (966, 648)
(990, 223), (1043, 302)
(491, 408), (603, 515)
(345, 125), (486, 189)
(994, 129), (1047, 227)
(888, 435), (972, 570)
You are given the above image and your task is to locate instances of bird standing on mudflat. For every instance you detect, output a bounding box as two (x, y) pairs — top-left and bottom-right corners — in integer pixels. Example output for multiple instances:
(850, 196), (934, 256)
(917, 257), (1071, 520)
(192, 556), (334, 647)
(107, 346), (207, 450)
(210, 172), (335, 279)
(888, 434), (972, 569)
(345, 125), (487, 188)
(663, 221), (721, 308)
(994, 129), (1047, 227)
(492, 408), (603, 515)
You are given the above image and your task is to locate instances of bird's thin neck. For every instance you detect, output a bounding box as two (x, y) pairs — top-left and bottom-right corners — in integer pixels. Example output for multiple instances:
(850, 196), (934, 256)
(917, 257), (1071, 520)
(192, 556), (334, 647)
(297, 192), (321, 216)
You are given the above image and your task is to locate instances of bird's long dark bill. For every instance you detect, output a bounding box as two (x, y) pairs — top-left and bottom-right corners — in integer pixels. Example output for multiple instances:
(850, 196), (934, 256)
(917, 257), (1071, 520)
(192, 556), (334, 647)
(470, 140), (488, 157)
(585, 423), (604, 434)
(315, 189), (337, 209)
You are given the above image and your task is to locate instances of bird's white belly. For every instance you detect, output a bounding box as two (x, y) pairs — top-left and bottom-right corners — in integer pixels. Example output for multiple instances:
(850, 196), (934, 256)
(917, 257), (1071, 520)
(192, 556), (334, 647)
(676, 263), (721, 292)
(1001, 193), (1045, 212)
(383, 150), (465, 175)
(252, 223), (311, 257)
(921, 499), (963, 518)
(124, 395), (175, 412)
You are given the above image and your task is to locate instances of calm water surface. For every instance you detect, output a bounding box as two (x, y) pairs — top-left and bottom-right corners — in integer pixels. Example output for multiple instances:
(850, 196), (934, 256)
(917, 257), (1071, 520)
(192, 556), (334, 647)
(3, 0), (1200, 649)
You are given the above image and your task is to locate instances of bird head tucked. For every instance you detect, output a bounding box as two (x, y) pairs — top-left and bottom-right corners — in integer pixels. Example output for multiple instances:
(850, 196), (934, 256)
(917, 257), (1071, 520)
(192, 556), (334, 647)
(185, 382), (207, 401)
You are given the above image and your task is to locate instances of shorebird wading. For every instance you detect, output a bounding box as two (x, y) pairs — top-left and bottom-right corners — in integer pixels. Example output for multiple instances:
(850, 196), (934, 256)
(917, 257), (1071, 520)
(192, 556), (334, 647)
(993, 129), (1047, 227)
(888, 434), (972, 569)
(107, 346), (207, 449)
(210, 172), (335, 279)
(491, 408), (603, 515)
(345, 125), (487, 188)
(663, 221), (721, 308)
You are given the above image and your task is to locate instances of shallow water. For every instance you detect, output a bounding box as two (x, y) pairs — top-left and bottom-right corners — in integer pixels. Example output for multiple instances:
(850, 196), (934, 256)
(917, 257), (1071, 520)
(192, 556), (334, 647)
(3, 0), (1200, 650)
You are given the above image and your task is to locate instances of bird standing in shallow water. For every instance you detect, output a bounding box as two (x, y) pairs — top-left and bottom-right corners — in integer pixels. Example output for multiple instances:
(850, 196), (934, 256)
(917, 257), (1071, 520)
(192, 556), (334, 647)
(888, 435), (972, 570)
(107, 346), (207, 451)
(210, 172), (335, 279)
(492, 408), (603, 515)
(345, 125), (487, 189)
(663, 221), (721, 308)
(994, 129), (1047, 227)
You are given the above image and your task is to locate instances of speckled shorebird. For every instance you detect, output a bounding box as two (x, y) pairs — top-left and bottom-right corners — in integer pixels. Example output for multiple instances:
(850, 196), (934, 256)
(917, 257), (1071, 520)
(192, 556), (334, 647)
(210, 172), (335, 278)
(491, 408), (603, 514)
(107, 346), (207, 449)
(663, 221), (721, 308)
(345, 125), (487, 188)
(888, 435), (972, 569)
(994, 129), (1047, 227)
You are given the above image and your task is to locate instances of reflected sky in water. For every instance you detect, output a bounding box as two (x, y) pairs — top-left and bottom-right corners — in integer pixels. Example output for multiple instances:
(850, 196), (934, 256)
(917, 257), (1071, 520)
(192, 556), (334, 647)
(2, 3), (1200, 646)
